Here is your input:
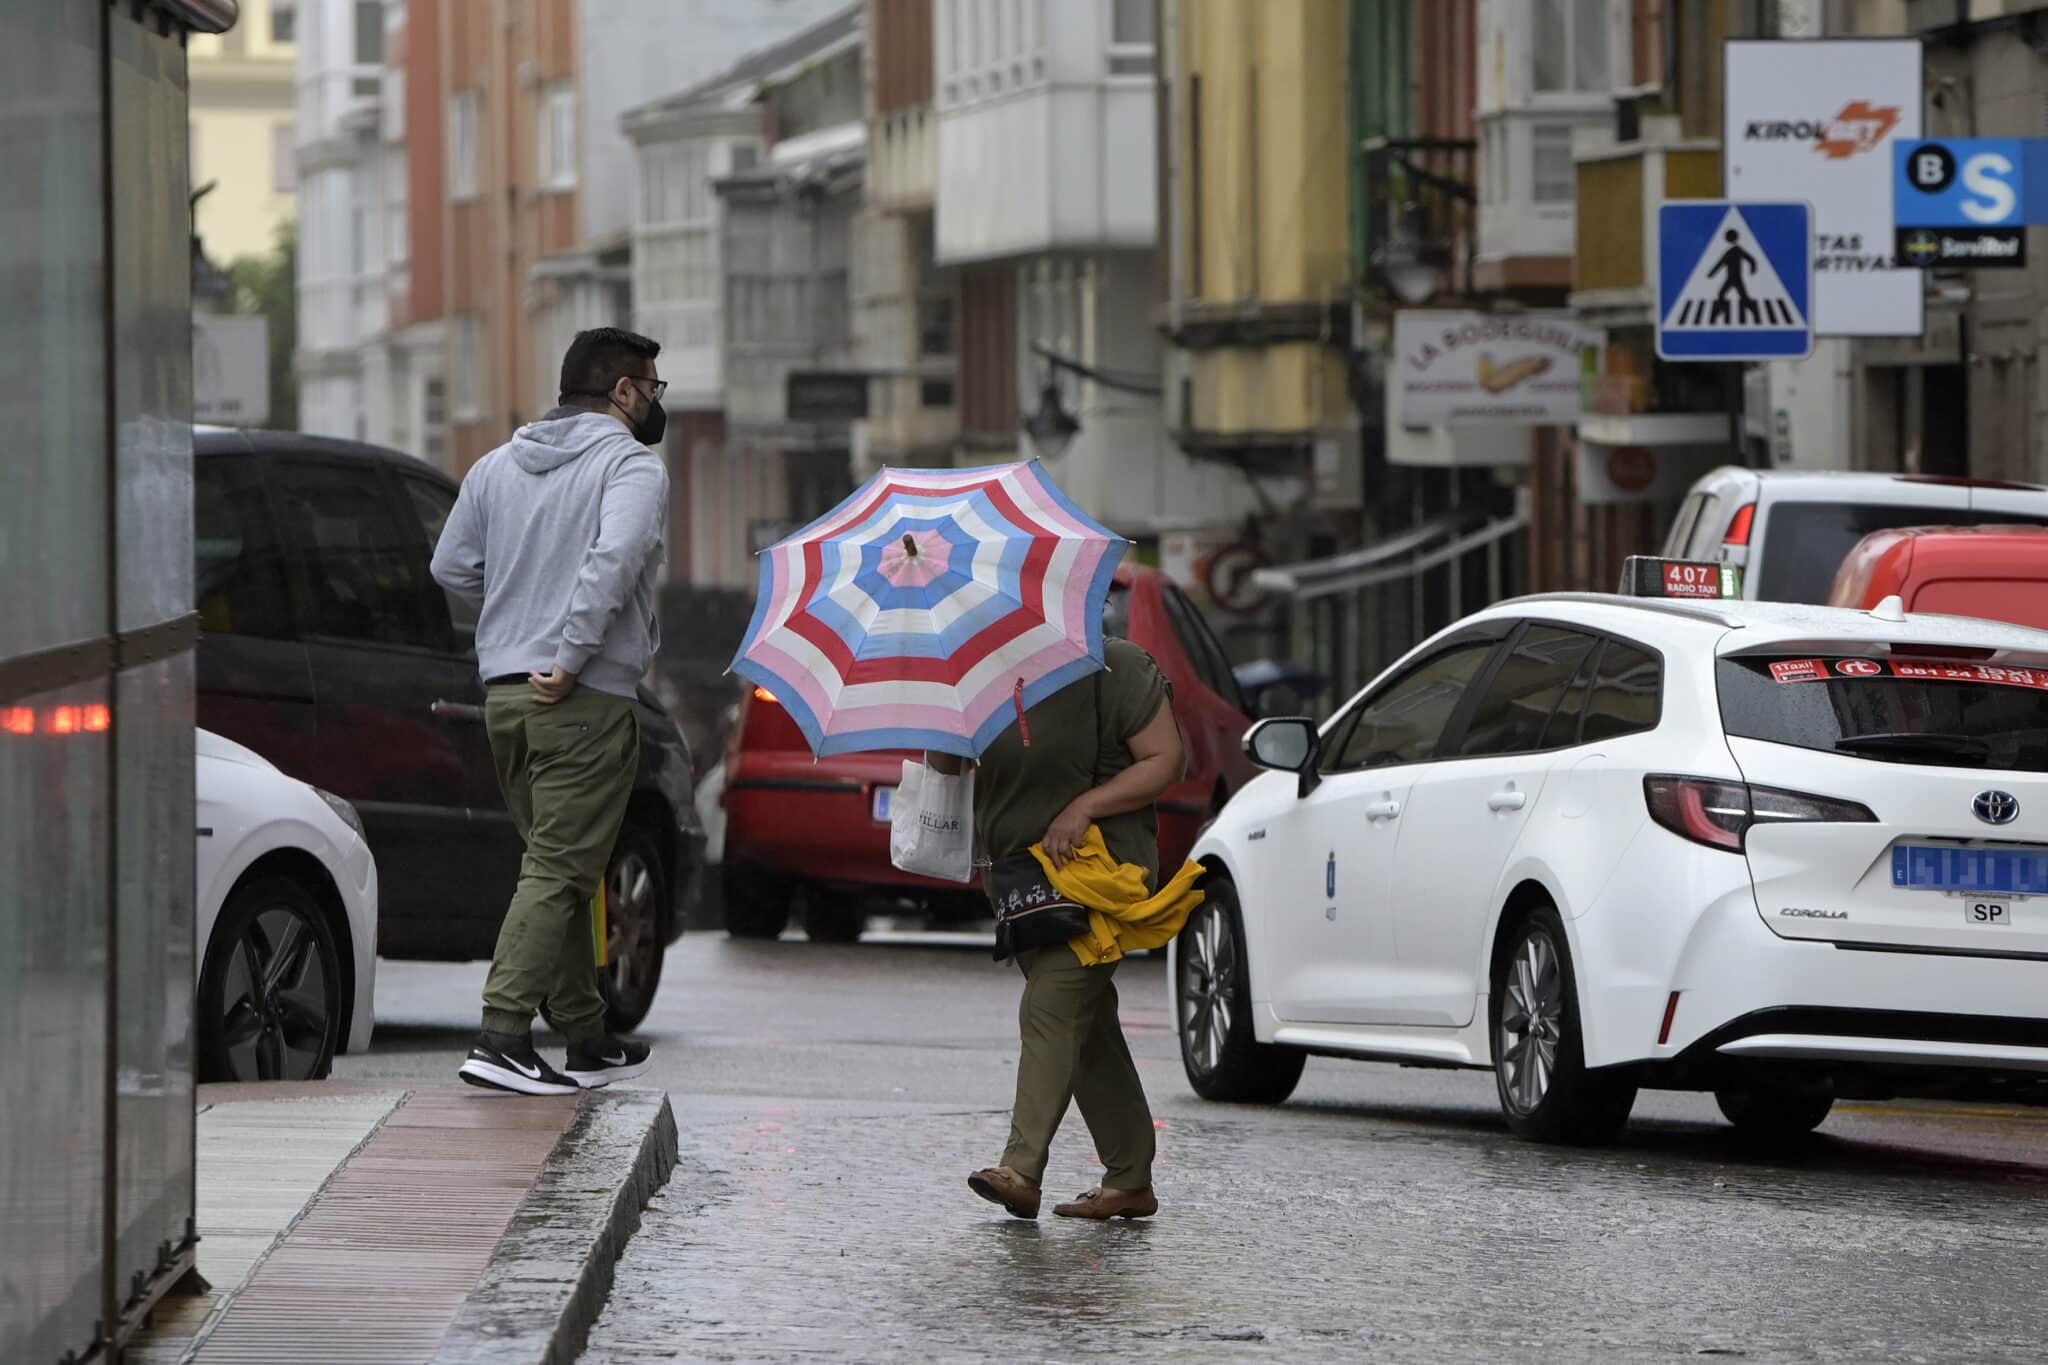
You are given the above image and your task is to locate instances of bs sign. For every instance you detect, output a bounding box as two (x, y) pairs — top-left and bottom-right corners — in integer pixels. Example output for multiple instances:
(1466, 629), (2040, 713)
(1895, 139), (2025, 268)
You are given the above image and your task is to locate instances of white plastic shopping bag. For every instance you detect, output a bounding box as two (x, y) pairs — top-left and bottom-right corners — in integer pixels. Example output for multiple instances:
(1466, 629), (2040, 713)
(888, 759), (975, 883)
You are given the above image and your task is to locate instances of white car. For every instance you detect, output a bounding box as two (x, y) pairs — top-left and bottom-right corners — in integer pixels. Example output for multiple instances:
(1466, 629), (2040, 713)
(1661, 466), (2048, 603)
(1174, 575), (2048, 1143)
(197, 728), (377, 1082)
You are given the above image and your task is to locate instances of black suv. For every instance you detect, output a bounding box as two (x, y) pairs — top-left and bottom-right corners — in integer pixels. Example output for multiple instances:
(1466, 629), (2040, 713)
(194, 428), (700, 1030)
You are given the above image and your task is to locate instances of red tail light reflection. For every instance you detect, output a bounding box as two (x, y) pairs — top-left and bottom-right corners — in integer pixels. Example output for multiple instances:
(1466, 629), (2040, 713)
(2, 704), (111, 736)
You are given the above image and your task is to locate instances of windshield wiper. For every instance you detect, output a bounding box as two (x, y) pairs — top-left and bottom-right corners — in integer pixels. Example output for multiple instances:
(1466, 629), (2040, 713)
(1835, 732), (1992, 763)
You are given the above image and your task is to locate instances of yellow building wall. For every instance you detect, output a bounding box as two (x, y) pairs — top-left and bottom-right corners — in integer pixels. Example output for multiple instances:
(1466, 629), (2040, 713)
(190, 0), (296, 266)
(1178, 0), (1351, 436)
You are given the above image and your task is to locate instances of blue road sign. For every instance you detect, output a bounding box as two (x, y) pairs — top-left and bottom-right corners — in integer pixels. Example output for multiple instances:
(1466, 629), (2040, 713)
(1656, 201), (1813, 362)
(1895, 139), (2028, 269)
(1895, 139), (2023, 227)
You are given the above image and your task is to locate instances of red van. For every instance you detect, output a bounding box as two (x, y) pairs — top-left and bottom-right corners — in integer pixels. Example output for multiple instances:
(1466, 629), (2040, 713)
(1825, 524), (2048, 630)
(719, 564), (1259, 942)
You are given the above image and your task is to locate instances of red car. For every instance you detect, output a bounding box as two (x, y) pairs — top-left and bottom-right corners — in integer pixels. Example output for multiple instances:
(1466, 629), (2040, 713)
(1826, 524), (2048, 631)
(720, 564), (1258, 941)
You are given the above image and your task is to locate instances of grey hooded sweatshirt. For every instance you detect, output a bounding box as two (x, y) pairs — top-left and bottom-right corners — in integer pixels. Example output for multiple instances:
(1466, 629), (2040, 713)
(431, 407), (668, 701)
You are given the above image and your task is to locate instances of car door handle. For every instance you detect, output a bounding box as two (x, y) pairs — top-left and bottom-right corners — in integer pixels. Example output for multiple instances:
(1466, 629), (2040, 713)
(1487, 790), (1527, 812)
(431, 700), (486, 723)
(1364, 799), (1401, 822)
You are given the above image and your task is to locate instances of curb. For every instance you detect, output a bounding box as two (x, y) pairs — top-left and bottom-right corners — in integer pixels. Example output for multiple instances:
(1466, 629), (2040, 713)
(430, 1087), (680, 1365)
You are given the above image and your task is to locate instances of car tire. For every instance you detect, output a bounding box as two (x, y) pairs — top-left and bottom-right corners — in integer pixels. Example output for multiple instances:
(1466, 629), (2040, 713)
(724, 864), (792, 939)
(800, 894), (865, 944)
(1175, 878), (1305, 1104)
(1715, 1087), (1834, 1139)
(600, 822), (668, 1034)
(198, 874), (345, 1084)
(1490, 906), (1636, 1145)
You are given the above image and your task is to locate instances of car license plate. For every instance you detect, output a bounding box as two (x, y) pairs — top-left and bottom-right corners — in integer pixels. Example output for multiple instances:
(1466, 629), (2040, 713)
(872, 786), (894, 823)
(1966, 899), (2013, 926)
(1892, 844), (2048, 896)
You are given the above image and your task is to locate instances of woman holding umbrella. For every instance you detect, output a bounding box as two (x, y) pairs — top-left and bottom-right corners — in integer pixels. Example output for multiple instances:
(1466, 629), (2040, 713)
(730, 460), (1188, 1221)
(940, 632), (1184, 1221)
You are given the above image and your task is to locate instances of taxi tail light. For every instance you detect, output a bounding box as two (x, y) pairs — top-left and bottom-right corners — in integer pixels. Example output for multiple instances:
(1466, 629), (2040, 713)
(1723, 503), (1757, 546)
(1644, 775), (1876, 854)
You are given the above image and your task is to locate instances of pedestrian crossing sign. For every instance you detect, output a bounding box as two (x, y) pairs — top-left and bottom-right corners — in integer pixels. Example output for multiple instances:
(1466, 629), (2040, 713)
(1656, 201), (1813, 361)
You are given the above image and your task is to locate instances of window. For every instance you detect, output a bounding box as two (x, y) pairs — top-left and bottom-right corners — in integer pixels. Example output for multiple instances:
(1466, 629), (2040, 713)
(271, 0), (296, 44)
(1457, 626), (1602, 757)
(1532, 123), (1575, 202)
(452, 315), (483, 421)
(1756, 504), (2048, 605)
(195, 457), (295, 640)
(271, 122), (297, 193)
(538, 82), (576, 191)
(1534, 0), (1612, 93)
(1110, 0), (1155, 73)
(918, 291), (955, 357)
(449, 90), (479, 200)
(1165, 584), (1248, 713)
(422, 376), (447, 464)
(270, 461), (440, 651)
(354, 0), (384, 65)
(1321, 640), (1499, 774)
(1580, 640), (1662, 742)
(1719, 657), (2048, 773)
(399, 474), (477, 656)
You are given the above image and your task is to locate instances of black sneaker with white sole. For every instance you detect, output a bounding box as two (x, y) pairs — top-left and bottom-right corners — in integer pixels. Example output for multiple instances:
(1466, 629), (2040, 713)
(563, 1034), (652, 1089)
(459, 1031), (580, 1096)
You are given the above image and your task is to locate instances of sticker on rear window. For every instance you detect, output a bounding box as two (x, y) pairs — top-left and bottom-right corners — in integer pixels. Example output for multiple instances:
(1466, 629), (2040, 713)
(1767, 657), (2048, 690)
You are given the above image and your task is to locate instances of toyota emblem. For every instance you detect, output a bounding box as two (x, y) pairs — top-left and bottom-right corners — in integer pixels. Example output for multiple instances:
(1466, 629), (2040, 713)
(1973, 790), (2019, 826)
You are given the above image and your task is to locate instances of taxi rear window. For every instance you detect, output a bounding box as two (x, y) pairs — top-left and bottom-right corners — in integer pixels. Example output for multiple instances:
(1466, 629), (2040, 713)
(1717, 655), (2048, 772)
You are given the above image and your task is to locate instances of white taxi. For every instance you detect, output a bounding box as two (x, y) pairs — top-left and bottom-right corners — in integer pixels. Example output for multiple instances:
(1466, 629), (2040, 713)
(1173, 559), (2048, 1143)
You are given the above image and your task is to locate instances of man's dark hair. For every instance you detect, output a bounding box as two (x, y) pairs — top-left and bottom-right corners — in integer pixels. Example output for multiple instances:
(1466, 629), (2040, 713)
(558, 327), (660, 407)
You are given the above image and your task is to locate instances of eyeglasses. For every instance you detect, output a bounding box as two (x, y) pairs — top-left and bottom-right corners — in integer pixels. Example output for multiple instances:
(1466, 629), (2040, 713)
(629, 377), (667, 402)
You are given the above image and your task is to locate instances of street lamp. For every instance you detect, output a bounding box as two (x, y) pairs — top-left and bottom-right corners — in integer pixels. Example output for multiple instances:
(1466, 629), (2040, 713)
(1371, 201), (1452, 306)
(1022, 377), (1080, 462)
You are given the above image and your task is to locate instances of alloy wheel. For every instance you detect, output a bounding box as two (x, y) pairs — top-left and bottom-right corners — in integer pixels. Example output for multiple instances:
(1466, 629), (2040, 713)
(1179, 905), (1237, 1076)
(604, 847), (659, 1011)
(217, 906), (333, 1082)
(1497, 929), (1564, 1115)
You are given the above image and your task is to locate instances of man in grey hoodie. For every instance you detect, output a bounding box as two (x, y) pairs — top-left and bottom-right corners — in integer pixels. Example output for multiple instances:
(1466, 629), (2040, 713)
(431, 326), (669, 1095)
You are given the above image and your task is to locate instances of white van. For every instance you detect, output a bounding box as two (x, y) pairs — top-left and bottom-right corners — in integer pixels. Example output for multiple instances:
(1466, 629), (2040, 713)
(1660, 467), (2048, 603)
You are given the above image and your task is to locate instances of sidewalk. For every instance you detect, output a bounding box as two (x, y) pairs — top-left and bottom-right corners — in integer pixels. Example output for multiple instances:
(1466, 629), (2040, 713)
(129, 1079), (676, 1365)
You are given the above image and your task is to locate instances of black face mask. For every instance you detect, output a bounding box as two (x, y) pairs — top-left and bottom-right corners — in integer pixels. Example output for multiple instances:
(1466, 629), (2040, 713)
(565, 384), (666, 447)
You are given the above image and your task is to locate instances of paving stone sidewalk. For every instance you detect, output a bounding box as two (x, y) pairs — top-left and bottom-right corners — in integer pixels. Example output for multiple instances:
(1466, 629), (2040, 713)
(129, 1079), (675, 1365)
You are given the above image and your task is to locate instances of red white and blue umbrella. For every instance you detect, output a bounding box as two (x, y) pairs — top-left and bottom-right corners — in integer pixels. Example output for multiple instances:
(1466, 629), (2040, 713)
(731, 461), (1127, 758)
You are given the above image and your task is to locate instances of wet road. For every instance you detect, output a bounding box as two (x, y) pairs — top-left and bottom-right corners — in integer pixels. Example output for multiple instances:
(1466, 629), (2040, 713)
(343, 928), (2048, 1363)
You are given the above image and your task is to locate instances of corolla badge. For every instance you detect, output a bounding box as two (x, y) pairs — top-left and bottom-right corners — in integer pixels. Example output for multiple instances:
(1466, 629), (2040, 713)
(1973, 790), (2019, 826)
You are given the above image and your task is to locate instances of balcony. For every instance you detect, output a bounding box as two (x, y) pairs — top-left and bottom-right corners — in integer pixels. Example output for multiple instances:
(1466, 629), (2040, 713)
(1567, 118), (1722, 329)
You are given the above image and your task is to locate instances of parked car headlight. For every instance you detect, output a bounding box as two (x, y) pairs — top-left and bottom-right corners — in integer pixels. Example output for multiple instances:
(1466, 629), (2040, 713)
(314, 787), (366, 841)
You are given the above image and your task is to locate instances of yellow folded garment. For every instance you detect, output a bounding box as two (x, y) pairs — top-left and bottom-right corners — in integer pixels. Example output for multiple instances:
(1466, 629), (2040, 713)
(1027, 825), (1206, 966)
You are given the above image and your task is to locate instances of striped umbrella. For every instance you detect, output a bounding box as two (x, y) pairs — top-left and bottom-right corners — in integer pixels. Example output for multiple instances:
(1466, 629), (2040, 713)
(731, 461), (1127, 758)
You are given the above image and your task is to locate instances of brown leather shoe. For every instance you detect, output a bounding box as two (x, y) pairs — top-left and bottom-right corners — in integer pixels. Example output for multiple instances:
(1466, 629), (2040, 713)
(1052, 1186), (1159, 1220)
(968, 1166), (1041, 1220)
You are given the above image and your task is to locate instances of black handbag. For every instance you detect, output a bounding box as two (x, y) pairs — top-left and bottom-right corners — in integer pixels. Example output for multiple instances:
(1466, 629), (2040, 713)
(988, 671), (1104, 962)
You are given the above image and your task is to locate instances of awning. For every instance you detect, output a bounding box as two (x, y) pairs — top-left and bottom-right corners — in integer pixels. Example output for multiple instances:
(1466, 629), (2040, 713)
(1252, 507), (1531, 601)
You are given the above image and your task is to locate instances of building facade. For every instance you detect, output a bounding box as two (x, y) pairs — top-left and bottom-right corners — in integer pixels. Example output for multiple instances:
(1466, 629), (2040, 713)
(189, 0), (298, 266)
(934, 0), (1237, 542)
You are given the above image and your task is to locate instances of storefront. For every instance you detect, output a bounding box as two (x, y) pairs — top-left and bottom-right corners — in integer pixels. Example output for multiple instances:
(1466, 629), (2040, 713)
(1, 2), (231, 1360)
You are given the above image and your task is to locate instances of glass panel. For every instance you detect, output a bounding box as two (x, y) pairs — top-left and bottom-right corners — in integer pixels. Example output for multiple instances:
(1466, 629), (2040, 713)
(400, 473), (477, 657)
(1719, 657), (2048, 772)
(1581, 640), (1662, 742)
(1322, 640), (1497, 773)
(116, 655), (197, 1292)
(198, 454), (298, 644)
(1573, 0), (1611, 90)
(1458, 626), (1600, 757)
(0, 679), (112, 1365)
(0, 0), (106, 660)
(1531, 124), (1576, 203)
(110, 9), (199, 1309)
(355, 0), (384, 64)
(1112, 0), (1155, 45)
(1537, 639), (1602, 749)
(270, 461), (443, 650)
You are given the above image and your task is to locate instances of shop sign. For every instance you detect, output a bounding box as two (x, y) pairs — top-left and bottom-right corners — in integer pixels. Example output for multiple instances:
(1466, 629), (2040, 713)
(1392, 310), (1593, 427)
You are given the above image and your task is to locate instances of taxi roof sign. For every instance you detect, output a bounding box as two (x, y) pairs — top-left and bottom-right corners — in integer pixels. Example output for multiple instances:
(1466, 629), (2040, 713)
(1619, 556), (1744, 600)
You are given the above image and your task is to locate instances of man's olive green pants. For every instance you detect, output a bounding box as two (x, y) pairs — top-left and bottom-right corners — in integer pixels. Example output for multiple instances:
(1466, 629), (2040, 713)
(479, 684), (638, 1042)
(1001, 946), (1156, 1191)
